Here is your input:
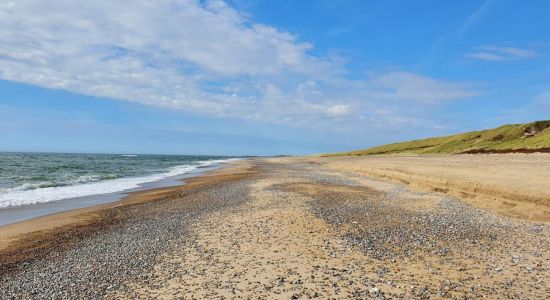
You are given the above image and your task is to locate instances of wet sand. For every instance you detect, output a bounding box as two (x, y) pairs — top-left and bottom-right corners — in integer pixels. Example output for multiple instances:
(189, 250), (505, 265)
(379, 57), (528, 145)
(0, 162), (225, 227)
(0, 156), (549, 299)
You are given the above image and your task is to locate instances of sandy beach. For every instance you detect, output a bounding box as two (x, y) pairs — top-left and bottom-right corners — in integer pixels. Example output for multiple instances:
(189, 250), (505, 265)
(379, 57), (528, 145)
(0, 155), (549, 299)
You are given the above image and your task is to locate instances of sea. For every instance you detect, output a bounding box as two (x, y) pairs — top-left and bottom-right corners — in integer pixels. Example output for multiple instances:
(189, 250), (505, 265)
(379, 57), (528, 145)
(0, 152), (240, 225)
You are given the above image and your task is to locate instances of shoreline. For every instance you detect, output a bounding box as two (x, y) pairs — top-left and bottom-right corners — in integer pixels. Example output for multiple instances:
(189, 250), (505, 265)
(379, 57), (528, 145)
(2, 154), (549, 254)
(0, 158), (237, 226)
(0, 160), (255, 271)
(0, 156), (548, 298)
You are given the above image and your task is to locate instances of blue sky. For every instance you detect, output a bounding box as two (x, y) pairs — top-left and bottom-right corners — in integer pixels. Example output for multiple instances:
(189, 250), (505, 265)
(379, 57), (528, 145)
(0, 0), (549, 155)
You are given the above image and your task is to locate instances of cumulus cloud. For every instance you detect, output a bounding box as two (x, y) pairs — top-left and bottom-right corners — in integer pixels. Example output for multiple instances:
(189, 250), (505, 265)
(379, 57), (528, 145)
(467, 46), (536, 61)
(0, 0), (477, 129)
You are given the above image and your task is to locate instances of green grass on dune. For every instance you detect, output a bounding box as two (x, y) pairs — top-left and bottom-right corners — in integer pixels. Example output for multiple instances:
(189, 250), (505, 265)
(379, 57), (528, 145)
(328, 120), (550, 156)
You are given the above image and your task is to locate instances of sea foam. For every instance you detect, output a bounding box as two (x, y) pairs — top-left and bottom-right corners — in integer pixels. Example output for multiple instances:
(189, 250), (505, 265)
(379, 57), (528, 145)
(0, 158), (238, 208)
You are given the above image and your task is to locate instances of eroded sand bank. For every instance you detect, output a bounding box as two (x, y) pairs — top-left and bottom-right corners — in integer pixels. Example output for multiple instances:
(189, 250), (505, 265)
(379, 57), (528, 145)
(315, 154), (550, 222)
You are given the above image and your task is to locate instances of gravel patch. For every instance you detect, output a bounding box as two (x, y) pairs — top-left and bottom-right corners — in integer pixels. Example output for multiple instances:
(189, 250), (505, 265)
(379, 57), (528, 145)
(0, 179), (253, 299)
(263, 160), (549, 299)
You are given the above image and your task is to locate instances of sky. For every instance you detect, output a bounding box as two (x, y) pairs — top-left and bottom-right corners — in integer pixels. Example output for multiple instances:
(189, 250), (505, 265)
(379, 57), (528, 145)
(0, 0), (549, 155)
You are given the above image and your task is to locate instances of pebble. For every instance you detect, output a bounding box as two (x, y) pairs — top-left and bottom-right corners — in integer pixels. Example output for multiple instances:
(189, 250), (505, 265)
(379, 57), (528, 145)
(1, 159), (548, 299)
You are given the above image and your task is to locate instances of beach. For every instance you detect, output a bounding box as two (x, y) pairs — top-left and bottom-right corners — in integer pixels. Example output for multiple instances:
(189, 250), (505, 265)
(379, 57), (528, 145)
(0, 153), (238, 226)
(0, 155), (549, 298)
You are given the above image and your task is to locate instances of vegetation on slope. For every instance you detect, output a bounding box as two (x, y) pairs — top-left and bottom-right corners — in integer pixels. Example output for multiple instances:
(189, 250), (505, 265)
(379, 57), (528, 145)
(329, 120), (550, 156)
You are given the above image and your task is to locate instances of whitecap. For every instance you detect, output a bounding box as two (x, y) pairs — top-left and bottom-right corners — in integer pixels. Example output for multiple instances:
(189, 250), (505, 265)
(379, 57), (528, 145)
(0, 158), (239, 208)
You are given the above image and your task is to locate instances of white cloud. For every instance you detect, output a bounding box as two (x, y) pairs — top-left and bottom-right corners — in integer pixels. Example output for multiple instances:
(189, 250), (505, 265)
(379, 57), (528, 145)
(0, 0), (477, 130)
(365, 72), (479, 104)
(483, 46), (536, 58)
(467, 46), (536, 61)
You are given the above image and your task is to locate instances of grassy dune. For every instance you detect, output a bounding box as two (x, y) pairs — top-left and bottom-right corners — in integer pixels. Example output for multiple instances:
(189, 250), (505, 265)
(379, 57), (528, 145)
(329, 120), (550, 156)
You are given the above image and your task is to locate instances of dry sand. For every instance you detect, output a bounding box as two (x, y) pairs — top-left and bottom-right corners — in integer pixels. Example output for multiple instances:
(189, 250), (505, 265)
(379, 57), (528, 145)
(316, 154), (550, 222)
(0, 155), (549, 299)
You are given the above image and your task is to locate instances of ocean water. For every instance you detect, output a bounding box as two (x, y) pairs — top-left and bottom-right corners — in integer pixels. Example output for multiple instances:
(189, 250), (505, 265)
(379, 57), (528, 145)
(0, 152), (238, 208)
